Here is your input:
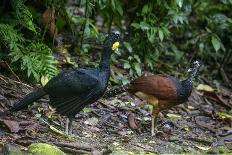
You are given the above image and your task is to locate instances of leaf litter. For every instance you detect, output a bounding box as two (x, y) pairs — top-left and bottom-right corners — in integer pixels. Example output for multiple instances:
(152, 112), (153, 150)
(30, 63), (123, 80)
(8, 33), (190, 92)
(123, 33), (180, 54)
(0, 74), (231, 154)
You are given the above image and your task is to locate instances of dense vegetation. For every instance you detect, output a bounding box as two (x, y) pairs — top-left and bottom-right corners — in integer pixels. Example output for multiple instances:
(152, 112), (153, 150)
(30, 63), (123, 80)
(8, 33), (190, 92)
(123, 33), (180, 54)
(0, 0), (231, 84)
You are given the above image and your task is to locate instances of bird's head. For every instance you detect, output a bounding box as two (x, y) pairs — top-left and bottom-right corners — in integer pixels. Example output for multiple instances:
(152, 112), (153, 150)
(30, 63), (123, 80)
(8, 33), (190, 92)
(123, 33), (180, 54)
(187, 60), (201, 82)
(187, 60), (201, 73)
(104, 33), (121, 52)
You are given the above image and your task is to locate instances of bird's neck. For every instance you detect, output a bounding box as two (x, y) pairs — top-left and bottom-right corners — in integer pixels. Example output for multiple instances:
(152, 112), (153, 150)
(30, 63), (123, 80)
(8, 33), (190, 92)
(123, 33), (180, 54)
(178, 65), (199, 100)
(178, 79), (193, 102)
(99, 46), (112, 72)
(187, 67), (199, 83)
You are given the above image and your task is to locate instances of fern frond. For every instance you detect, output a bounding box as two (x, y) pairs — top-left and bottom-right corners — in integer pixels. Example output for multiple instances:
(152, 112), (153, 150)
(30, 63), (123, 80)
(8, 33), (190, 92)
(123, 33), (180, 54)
(11, 0), (36, 32)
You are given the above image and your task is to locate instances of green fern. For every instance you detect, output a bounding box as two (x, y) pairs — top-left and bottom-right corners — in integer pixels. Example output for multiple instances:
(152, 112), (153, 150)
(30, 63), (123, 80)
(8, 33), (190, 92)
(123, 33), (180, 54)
(0, 24), (24, 61)
(11, 0), (36, 32)
(0, 24), (58, 82)
(21, 42), (59, 81)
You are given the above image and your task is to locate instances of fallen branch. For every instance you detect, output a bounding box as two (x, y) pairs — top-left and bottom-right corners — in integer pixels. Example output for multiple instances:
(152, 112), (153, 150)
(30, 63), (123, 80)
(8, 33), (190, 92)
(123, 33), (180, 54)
(54, 142), (101, 155)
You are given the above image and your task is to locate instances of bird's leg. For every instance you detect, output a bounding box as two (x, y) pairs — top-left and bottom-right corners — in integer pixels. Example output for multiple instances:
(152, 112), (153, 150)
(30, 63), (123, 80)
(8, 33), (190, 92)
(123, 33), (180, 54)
(149, 97), (159, 136)
(68, 117), (74, 135)
(65, 118), (70, 134)
(151, 108), (159, 136)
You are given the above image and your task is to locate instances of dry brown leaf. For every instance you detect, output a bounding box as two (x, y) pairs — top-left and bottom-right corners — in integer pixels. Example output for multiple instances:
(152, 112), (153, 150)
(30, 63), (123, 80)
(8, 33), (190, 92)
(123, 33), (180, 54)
(42, 8), (57, 37)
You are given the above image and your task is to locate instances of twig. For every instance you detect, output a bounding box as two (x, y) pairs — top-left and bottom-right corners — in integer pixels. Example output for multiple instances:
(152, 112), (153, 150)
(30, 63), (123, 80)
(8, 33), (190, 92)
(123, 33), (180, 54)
(0, 75), (33, 89)
(54, 142), (101, 155)
(4, 61), (22, 84)
(185, 136), (213, 145)
(60, 147), (90, 154)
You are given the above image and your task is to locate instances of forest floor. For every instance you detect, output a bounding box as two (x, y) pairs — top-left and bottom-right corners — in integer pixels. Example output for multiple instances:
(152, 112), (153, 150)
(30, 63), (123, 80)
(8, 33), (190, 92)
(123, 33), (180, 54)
(0, 74), (231, 154)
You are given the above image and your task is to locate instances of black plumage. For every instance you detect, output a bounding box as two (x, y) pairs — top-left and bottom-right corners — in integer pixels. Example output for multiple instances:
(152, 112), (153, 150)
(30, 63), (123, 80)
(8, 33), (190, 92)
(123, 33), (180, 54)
(1, 33), (120, 134)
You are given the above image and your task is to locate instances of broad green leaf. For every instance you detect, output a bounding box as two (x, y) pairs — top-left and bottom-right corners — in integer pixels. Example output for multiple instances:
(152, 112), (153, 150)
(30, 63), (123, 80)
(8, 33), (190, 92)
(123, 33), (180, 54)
(158, 29), (164, 41)
(115, 0), (123, 16)
(211, 36), (220, 51)
(111, 0), (116, 10)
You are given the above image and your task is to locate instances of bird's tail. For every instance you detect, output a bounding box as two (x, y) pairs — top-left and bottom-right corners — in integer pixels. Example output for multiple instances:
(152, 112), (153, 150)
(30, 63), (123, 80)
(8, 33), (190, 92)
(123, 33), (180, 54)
(104, 84), (129, 98)
(0, 88), (46, 116)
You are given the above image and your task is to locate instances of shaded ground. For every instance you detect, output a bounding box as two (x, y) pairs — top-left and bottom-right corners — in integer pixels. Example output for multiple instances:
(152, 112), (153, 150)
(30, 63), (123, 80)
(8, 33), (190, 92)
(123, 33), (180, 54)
(0, 74), (231, 154)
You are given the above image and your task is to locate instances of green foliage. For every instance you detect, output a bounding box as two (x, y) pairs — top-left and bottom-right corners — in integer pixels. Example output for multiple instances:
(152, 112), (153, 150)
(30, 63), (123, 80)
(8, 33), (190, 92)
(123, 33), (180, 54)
(11, 42), (58, 81)
(11, 0), (36, 32)
(1, 0), (231, 84)
(0, 0), (58, 82)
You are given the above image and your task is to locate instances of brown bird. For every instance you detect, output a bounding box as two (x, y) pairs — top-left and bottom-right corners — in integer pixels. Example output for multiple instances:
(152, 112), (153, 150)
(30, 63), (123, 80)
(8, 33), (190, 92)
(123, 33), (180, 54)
(104, 60), (201, 135)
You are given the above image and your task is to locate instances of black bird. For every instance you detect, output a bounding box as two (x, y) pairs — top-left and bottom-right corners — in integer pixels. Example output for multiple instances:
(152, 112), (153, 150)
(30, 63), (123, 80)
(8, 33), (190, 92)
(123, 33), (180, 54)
(104, 61), (201, 135)
(1, 33), (120, 134)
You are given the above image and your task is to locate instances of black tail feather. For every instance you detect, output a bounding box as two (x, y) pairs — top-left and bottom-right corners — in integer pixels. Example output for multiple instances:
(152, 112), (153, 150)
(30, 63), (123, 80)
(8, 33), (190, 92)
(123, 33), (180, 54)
(103, 84), (129, 98)
(9, 88), (46, 112)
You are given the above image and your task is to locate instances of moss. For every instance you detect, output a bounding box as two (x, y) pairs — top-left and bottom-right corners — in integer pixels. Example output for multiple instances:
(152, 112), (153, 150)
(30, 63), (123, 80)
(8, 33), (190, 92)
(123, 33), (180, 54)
(28, 143), (65, 155)
(169, 144), (184, 153)
(216, 146), (230, 153)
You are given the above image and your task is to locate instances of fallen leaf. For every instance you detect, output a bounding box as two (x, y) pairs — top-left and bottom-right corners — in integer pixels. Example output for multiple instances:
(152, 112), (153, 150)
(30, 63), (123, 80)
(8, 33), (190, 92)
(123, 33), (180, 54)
(112, 142), (119, 146)
(49, 125), (68, 137)
(148, 140), (155, 144)
(128, 113), (138, 130)
(196, 84), (214, 92)
(167, 113), (182, 119)
(42, 8), (57, 37)
(187, 105), (194, 110)
(41, 75), (49, 86)
(195, 145), (211, 151)
(82, 107), (91, 113)
(0, 119), (20, 132)
(216, 112), (232, 119)
(0, 119), (38, 133)
(84, 117), (99, 126)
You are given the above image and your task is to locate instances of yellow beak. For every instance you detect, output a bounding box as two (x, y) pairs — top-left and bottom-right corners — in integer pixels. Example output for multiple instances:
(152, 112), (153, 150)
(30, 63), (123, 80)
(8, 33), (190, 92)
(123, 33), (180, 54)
(112, 41), (120, 51)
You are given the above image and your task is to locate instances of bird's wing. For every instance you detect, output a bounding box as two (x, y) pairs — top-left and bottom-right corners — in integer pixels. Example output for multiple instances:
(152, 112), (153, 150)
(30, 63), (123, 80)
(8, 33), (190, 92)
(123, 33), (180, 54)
(44, 68), (98, 97)
(130, 75), (178, 100)
(50, 87), (99, 116)
(44, 68), (101, 116)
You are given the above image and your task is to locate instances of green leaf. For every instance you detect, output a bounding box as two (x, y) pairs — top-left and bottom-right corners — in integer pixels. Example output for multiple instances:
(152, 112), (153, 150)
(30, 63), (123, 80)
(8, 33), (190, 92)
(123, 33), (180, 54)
(158, 29), (164, 41)
(83, 107), (91, 113)
(111, 0), (116, 10)
(131, 23), (140, 29)
(123, 42), (132, 53)
(123, 62), (130, 69)
(175, 0), (183, 8)
(114, 0), (123, 16)
(139, 22), (150, 31)
(211, 36), (220, 51)
(134, 63), (141, 76)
